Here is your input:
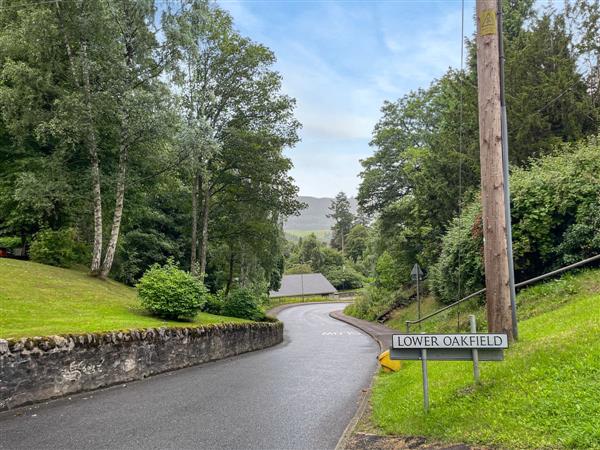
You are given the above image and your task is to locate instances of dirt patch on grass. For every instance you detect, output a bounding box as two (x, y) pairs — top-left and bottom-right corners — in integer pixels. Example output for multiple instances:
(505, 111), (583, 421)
(345, 433), (489, 450)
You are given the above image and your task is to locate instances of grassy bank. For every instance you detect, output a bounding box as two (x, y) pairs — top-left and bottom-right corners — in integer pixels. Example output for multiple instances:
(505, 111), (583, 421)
(369, 269), (600, 449)
(0, 259), (246, 339)
(385, 269), (600, 334)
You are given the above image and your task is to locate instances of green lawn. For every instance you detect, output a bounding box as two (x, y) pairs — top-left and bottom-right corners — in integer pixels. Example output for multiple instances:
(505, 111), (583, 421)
(370, 269), (600, 449)
(266, 295), (344, 310)
(0, 259), (246, 339)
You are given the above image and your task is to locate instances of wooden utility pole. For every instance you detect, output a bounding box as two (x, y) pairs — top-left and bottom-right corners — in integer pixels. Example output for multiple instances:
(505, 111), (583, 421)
(476, 0), (514, 340)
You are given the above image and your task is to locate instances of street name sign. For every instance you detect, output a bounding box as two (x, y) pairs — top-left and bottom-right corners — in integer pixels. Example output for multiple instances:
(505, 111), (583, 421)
(391, 333), (508, 361)
(393, 333), (508, 349)
(389, 317), (509, 412)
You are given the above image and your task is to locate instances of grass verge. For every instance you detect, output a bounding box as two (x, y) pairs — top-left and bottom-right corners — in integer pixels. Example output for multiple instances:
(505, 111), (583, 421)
(370, 269), (600, 449)
(266, 295), (343, 310)
(0, 259), (247, 339)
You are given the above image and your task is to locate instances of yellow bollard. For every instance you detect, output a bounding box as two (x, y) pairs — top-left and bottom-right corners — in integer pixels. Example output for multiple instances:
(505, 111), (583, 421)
(378, 350), (401, 372)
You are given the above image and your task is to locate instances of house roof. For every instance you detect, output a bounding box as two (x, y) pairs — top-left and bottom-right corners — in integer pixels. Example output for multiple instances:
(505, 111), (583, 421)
(269, 273), (337, 298)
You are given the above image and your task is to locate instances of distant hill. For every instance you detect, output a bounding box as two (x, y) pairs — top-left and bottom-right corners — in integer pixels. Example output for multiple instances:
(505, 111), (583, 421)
(284, 196), (358, 231)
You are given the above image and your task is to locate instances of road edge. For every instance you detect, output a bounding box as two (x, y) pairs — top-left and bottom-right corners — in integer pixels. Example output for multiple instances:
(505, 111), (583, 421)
(328, 308), (397, 450)
(334, 373), (375, 450)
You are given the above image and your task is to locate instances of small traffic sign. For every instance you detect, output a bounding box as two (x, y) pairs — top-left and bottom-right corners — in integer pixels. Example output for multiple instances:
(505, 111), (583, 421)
(410, 263), (424, 280)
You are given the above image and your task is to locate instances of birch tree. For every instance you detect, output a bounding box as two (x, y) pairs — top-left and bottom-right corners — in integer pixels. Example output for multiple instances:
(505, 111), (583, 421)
(164, 1), (300, 276)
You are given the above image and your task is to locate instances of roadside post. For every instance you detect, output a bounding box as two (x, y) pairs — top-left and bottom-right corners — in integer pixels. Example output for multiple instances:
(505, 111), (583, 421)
(420, 347), (429, 411)
(391, 331), (507, 411)
(469, 315), (480, 383)
(410, 263), (424, 330)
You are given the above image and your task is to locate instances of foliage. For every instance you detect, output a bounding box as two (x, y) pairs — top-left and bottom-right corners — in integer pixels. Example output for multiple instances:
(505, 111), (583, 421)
(344, 285), (397, 321)
(29, 228), (88, 268)
(0, 236), (21, 248)
(221, 288), (265, 321)
(137, 260), (207, 320)
(285, 263), (313, 274)
(357, 2), (600, 292)
(202, 294), (224, 315)
(370, 269), (600, 449)
(375, 251), (403, 291)
(0, 259), (245, 339)
(325, 266), (364, 290)
(163, 1), (301, 278)
(327, 191), (355, 251)
(345, 224), (369, 262)
(0, 0), (302, 291)
(429, 202), (484, 305)
(431, 137), (600, 304)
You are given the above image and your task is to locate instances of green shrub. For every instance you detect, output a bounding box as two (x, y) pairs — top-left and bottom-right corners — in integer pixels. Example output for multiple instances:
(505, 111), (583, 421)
(221, 288), (265, 320)
(29, 228), (88, 268)
(137, 260), (207, 320)
(431, 137), (600, 304)
(202, 293), (224, 315)
(325, 266), (364, 290)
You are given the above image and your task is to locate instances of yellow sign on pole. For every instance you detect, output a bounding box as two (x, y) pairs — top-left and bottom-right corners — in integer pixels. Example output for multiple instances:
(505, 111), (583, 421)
(480, 9), (497, 36)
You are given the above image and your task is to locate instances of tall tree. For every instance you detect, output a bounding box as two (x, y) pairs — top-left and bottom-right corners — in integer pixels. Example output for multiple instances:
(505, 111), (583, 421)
(164, 1), (300, 276)
(328, 192), (355, 253)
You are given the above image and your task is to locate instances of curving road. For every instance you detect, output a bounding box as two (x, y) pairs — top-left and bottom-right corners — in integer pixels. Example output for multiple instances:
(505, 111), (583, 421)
(0, 303), (378, 450)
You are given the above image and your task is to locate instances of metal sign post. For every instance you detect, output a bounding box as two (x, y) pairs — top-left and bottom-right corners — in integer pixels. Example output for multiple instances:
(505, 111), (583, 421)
(421, 348), (429, 412)
(469, 315), (480, 383)
(411, 263), (424, 330)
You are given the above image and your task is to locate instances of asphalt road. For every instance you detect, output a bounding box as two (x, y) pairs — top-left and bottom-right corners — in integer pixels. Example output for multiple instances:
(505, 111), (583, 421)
(0, 303), (378, 450)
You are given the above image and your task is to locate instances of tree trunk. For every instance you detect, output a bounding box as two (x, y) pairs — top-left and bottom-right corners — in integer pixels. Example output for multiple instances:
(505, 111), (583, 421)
(199, 180), (210, 277)
(81, 41), (103, 275)
(190, 172), (200, 275)
(98, 17), (138, 280)
(225, 248), (235, 296)
(99, 142), (128, 279)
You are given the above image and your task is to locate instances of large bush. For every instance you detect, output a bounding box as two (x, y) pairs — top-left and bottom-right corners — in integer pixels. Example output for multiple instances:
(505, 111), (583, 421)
(137, 260), (207, 320)
(29, 228), (88, 268)
(431, 137), (600, 304)
(221, 288), (265, 321)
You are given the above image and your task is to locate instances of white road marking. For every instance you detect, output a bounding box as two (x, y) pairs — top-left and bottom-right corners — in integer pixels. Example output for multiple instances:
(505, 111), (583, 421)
(321, 331), (363, 336)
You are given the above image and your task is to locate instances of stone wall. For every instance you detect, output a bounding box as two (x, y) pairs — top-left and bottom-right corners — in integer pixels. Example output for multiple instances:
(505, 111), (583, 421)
(0, 321), (283, 410)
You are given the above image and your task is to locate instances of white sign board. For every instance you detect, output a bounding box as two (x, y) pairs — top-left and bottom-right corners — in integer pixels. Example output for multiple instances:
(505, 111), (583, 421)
(392, 333), (508, 350)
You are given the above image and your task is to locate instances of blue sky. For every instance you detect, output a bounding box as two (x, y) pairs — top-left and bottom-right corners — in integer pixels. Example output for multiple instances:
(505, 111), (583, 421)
(220, 0), (476, 198)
